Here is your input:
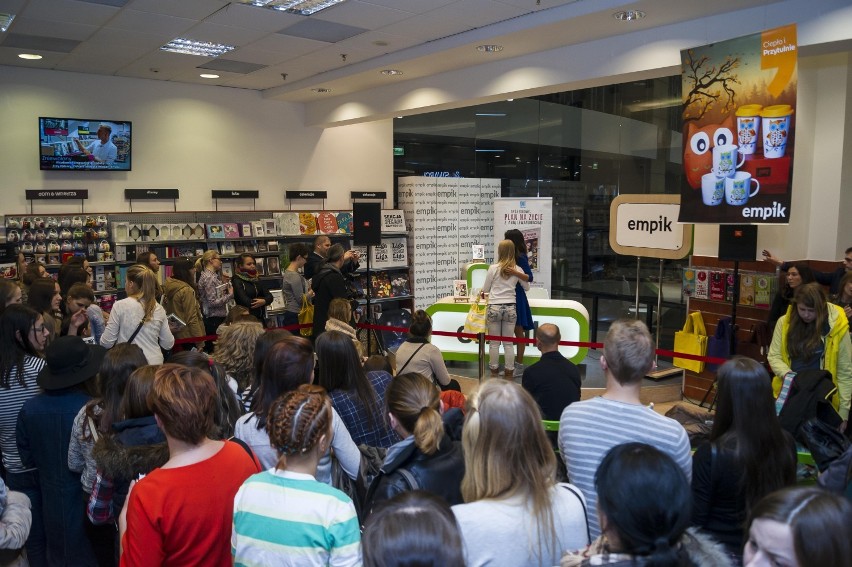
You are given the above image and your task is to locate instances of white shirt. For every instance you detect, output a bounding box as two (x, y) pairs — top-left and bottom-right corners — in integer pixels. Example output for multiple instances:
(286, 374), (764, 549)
(100, 297), (174, 364)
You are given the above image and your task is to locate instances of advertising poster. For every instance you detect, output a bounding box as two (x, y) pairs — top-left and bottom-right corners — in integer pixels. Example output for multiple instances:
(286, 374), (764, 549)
(678, 25), (797, 224)
(493, 198), (553, 294)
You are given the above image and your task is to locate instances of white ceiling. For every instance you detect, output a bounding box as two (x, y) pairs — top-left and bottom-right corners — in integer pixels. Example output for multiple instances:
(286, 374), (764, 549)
(0, 0), (786, 103)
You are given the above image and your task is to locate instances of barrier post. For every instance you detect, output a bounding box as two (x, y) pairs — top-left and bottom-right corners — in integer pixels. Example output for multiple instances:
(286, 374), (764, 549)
(477, 333), (486, 382)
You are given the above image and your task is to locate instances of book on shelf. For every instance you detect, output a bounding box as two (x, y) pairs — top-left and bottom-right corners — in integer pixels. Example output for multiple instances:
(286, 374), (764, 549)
(267, 256), (281, 276)
(255, 257), (266, 276)
(221, 261), (233, 278)
(390, 273), (411, 297)
(256, 241), (268, 252)
(234, 241), (246, 254)
(223, 223), (239, 239)
(370, 271), (392, 299)
(267, 241), (279, 252)
(268, 289), (286, 312)
(220, 242), (236, 255)
(206, 224), (225, 239)
(453, 279), (468, 299)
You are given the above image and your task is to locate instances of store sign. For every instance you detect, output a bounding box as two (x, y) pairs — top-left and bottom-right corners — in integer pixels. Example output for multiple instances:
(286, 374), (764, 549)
(285, 190), (328, 199)
(211, 190), (259, 199)
(351, 191), (387, 199)
(25, 189), (88, 199)
(425, 299), (590, 364)
(125, 189), (179, 199)
(610, 195), (692, 259)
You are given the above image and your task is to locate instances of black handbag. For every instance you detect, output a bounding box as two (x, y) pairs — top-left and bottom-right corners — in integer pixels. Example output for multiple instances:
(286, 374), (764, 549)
(800, 417), (850, 472)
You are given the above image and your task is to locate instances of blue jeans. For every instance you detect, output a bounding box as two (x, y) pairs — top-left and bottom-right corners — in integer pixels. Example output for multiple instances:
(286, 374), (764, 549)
(486, 304), (517, 372)
(6, 470), (46, 567)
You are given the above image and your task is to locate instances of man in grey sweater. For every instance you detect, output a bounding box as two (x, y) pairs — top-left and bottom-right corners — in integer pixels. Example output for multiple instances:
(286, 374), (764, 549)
(559, 319), (691, 538)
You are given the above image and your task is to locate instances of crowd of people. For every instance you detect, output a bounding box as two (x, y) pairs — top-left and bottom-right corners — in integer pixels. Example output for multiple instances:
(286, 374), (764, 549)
(0, 243), (850, 566)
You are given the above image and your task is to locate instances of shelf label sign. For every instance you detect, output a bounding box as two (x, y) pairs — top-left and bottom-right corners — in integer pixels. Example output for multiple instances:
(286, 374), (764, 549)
(211, 190), (259, 199)
(351, 191), (387, 199)
(610, 195), (692, 259)
(25, 189), (88, 199)
(125, 189), (179, 199)
(286, 191), (327, 199)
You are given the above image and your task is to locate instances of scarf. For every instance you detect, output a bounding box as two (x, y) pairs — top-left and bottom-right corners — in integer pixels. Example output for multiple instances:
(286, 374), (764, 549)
(236, 267), (259, 282)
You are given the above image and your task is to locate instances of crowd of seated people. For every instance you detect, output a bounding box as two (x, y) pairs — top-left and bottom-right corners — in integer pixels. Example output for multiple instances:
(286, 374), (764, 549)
(2, 253), (851, 567)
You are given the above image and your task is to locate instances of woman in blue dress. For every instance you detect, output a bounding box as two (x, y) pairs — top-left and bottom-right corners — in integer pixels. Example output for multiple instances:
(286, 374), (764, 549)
(505, 229), (533, 376)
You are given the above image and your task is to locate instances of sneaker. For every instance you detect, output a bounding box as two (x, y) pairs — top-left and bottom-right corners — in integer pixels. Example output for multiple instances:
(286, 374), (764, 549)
(513, 363), (525, 377)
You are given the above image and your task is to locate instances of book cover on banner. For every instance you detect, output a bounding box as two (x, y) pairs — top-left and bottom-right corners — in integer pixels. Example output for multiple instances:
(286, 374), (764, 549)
(709, 271), (726, 301)
(694, 269), (710, 299)
(380, 210), (406, 233)
(371, 241), (392, 269)
(754, 274), (773, 307)
(740, 273), (755, 305)
(317, 212), (339, 234)
(682, 268), (697, 297)
(391, 273), (411, 297)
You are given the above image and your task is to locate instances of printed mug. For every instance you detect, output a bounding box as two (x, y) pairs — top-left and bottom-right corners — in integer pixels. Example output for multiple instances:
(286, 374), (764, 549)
(701, 173), (725, 206)
(712, 144), (745, 178)
(725, 172), (760, 206)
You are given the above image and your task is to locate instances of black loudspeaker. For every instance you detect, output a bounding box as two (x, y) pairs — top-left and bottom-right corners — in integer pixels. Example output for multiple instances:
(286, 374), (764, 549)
(353, 202), (382, 246)
(718, 224), (758, 261)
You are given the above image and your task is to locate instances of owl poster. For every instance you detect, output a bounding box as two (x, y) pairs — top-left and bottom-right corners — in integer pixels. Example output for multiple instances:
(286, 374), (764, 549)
(678, 25), (797, 225)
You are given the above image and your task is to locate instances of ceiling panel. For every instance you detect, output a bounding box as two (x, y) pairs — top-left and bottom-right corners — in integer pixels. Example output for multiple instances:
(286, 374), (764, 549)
(247, 32), (327, 59)
(19, 0), (119, 25)
(202, 1), (301, 32)
(104, 9), (196, 36)
(310, 0), (415, 29)
(125, 0), (229, 20)
(8, 17), (98, 40)
(182, 21), (269, 46)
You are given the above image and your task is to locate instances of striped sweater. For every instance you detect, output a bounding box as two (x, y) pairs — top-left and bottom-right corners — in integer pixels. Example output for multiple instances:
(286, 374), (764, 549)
(232, 469), (361, 567)
(0, 354), (44, 474)
(558, 396), (692, 539)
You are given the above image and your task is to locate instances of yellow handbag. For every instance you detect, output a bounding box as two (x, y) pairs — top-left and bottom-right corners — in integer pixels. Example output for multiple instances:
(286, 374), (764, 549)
(673, 311), (708, 373)
(463, 298), (488, 338)
(298, 294), (314, 337)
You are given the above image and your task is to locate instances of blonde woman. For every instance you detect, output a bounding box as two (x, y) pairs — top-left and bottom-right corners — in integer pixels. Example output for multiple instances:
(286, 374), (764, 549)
(480, 240), (529, 377)
(195, 250), (234, 345)
(452, 380), (589, 566)
(213, 320), (265, 398)
(100, 265), (175, 364)
(325, 297), (366, 359)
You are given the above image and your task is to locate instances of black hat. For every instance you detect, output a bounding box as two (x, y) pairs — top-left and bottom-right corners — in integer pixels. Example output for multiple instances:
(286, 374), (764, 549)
(37, 336), (107, 390)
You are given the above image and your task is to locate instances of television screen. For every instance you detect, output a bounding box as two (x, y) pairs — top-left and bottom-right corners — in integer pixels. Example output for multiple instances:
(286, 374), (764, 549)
(39, 117), (132, 171)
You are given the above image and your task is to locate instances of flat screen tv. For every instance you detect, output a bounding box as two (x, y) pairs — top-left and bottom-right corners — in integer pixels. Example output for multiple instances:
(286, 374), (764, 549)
(39, 117), (132, 171)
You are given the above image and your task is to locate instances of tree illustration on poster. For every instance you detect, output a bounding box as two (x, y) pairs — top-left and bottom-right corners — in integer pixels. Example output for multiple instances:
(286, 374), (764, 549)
(678, 24), (797, 225)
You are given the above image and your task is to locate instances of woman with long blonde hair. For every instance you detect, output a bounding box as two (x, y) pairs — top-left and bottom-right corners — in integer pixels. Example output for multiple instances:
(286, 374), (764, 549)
(100, 264), (175, 364)
(452, 380), (589, 566)
(480, 240), (529, 377)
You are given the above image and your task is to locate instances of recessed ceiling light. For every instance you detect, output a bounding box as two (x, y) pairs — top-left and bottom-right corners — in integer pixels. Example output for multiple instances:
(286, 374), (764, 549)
(0, 12), (15, 32)
(312, 88), (332, 93)
(506, 98), (514, 102)
(200, 73), (220, 79)
(240, 0), (347, 16)
(476, 45), (503, 53)
(161, 38), (235, 57)
(380, 69), (403, 76)
(18, 53), (42, 60)
(613, 10), (646, 21)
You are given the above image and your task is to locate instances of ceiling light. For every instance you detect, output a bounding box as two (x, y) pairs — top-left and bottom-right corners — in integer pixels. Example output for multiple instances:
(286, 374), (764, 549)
(0, 13), (15, 32)
(613, 10), (646, 21)
(18, 53), (42, 60)
(161, 38), (235, 58)
(380, 69), (403, 76)
(506, 98), (514, 102)
(199, 73), (220, 79)
(241, 0), (347, 16)
(476, 45), (503, 53)
(312, 88), (332, 93)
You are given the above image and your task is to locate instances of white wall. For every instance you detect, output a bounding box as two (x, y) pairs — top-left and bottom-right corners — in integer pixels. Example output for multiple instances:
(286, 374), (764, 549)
(0, 66), (392, 215)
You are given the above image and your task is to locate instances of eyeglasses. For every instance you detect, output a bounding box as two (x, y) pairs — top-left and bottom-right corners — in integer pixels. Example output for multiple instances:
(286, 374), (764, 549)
(32, 325), (47, 334)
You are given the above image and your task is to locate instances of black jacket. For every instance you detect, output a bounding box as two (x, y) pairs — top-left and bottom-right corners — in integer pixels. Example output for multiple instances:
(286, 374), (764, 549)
(232, 274), (274, 322)
(522, 351), (581, 421)
(311, 264), (350, 337)
(363, 431), (465, 516)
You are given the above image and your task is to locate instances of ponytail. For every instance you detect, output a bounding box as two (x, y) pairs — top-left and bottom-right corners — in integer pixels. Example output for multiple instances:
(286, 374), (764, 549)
(387, 372), (443, 455)
(127, 264), (157, 322)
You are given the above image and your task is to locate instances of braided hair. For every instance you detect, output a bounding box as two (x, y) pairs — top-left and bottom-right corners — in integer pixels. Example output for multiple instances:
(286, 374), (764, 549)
(267, 384), (332, 471)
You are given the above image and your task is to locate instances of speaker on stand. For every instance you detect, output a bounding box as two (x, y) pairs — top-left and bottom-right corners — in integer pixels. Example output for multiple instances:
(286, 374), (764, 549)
(353, 202), (384, 354)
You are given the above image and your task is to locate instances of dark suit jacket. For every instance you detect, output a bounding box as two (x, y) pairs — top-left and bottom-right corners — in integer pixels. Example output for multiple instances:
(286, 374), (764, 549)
(304, 251), (325, 281)
(310, 264), (349, 337)
(522, 351), (581, 421)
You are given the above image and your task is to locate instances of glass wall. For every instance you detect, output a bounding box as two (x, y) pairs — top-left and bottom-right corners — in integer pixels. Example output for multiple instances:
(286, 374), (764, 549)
(393, 76), (688, 346)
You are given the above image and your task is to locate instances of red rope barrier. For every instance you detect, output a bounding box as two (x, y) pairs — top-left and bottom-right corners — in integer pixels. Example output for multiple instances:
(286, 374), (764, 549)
(171, 321), (728, 366)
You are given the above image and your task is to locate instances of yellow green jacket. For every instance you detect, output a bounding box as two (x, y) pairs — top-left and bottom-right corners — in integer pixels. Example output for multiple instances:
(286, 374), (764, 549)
(768, 303), (852, 420)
